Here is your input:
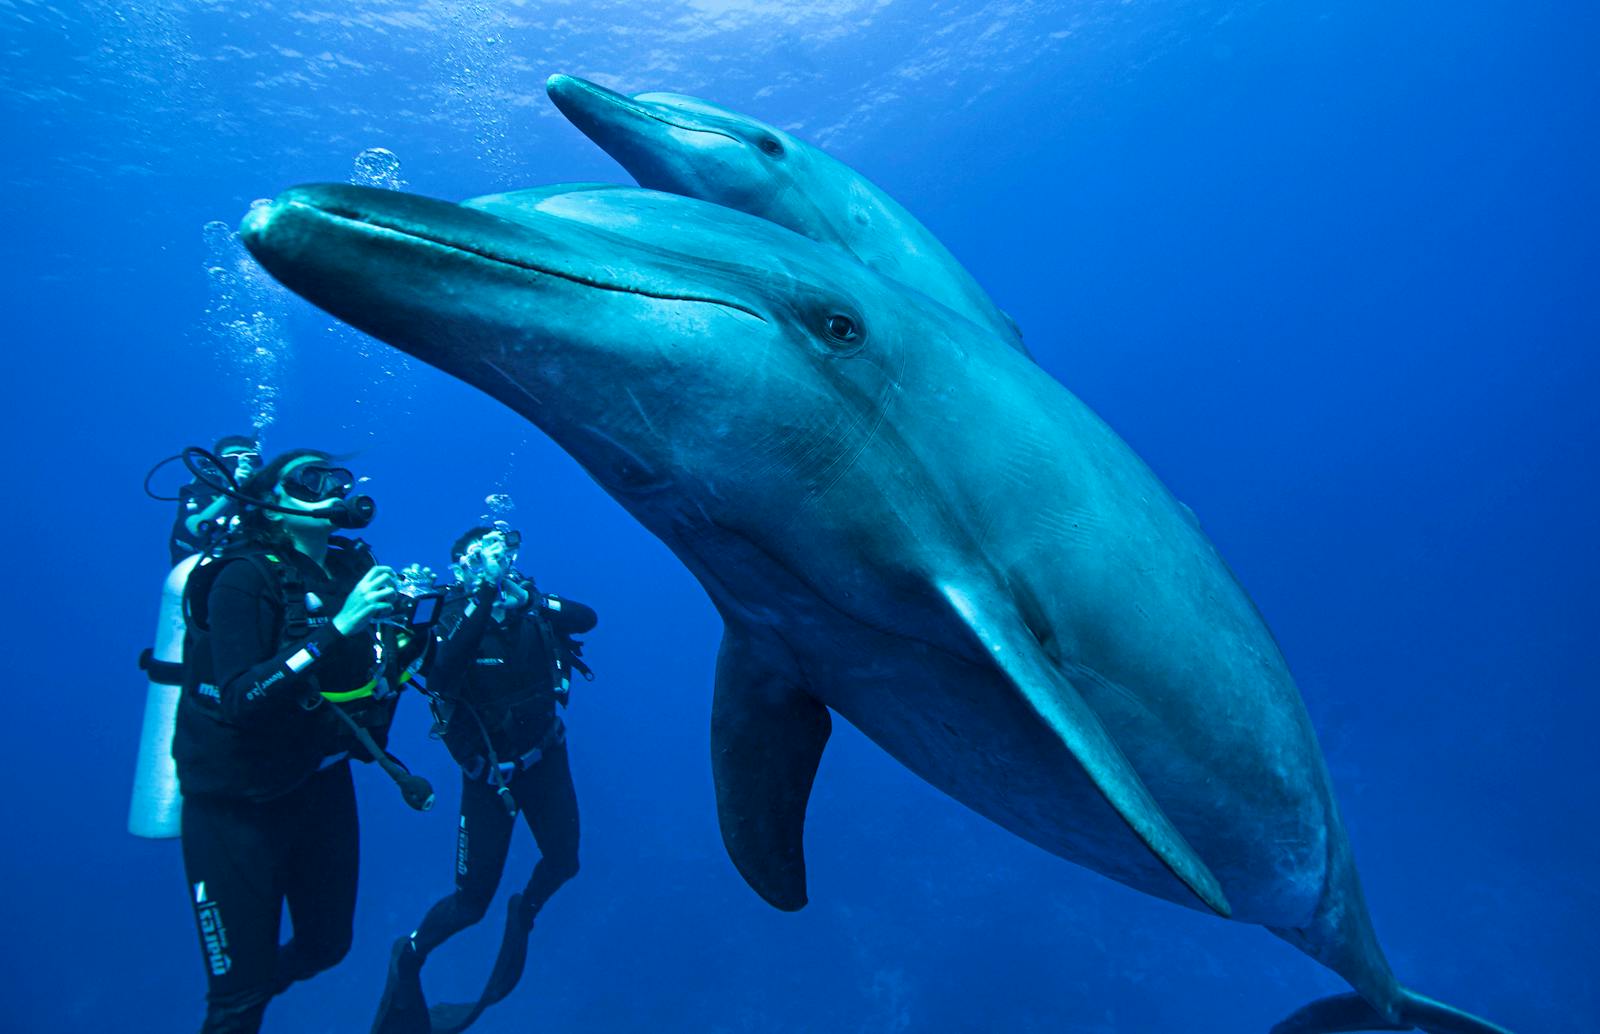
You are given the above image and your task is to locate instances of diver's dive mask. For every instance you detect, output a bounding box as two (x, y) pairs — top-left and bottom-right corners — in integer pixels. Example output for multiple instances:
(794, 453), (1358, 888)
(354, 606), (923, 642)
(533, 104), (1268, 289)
(216, 450), (260, 477)
(162, 447), (377, 530)
(282, 464), (355, 503)
(280, 464), (375, 529)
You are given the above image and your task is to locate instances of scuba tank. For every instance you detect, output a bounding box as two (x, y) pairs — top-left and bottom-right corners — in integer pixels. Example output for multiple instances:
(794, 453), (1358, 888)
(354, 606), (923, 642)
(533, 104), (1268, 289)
(129, 555), (200, 838)
(134, 445), (383, 836)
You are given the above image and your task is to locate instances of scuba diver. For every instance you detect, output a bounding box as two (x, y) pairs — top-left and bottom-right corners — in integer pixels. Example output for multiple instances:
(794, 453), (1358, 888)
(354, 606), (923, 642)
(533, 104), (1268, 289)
(169, 435), (259, 565)
(373, 523), (597, 1034)
(172, 449), (434, 1034)
(135, 437), (262, 839)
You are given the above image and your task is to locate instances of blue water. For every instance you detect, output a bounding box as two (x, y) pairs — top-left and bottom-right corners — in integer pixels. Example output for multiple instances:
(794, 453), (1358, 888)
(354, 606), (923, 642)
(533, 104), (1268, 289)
(2, 2), (1595, 1031)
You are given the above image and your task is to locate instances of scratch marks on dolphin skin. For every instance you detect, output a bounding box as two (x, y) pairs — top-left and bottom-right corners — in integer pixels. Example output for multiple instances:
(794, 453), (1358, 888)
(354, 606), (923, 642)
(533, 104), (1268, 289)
(1063, 661), (1148, 716)
(980, 416), (1092, 556)
(808, 349), (905, 504)
(481, 359), (545, 409)
(982, 423), (1047, 545)
(736, 374), (889, 507)
(810, 392), (888, 503)
(1031, 505), (1105, 547)
(745, 418), (841, 489)
(624, 387), (661, 437)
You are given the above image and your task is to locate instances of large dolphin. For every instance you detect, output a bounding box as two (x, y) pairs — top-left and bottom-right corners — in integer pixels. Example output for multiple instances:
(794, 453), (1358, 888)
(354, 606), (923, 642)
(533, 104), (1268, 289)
(545, 73), (1030, 357)
(240, 182), (1511, 1034)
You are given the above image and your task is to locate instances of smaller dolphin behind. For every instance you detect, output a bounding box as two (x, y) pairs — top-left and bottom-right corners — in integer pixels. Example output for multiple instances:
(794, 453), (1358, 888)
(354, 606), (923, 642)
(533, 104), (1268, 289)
(546, 73), (1030, 356)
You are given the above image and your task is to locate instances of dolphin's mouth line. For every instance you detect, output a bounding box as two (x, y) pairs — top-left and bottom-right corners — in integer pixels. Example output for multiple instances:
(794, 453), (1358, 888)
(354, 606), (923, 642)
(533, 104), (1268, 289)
(631, 104), (741, 144)
(289, 200), (767, 322)
(573, 78), (743, 144)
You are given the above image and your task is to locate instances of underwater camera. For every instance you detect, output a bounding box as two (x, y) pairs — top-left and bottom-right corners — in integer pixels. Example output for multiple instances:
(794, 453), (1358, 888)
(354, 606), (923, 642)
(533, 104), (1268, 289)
(393, 566), (451, 630)
(391, 565), (447, 630)
(392, 587), (445, 630)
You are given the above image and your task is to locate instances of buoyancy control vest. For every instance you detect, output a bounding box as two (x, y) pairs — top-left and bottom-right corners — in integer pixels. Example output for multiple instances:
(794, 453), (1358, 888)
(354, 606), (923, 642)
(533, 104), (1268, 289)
(171, 537), (415, 802)
(430, 590), (579, 773)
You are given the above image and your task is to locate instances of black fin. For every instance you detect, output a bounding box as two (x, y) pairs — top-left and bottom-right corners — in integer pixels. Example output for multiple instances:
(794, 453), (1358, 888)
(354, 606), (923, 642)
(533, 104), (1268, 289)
(711, 631), (831, 911)
(427, 894), (536, 1034)
(370, 937), (429, 1034)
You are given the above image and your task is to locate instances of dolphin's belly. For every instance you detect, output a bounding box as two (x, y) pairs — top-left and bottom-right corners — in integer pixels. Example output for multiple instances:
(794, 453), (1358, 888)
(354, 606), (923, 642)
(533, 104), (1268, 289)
(788, 616), (1330, 927)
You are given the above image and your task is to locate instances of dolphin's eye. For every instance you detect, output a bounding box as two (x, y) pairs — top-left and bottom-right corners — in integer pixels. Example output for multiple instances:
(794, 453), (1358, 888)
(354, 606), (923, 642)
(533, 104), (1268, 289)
(758, 137), (785, 158)
(825, 314), (859, 342)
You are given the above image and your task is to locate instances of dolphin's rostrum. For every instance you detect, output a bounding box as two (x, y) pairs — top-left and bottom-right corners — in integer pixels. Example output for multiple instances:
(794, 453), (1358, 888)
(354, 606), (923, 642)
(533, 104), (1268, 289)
(239, 177), (1511, 1034)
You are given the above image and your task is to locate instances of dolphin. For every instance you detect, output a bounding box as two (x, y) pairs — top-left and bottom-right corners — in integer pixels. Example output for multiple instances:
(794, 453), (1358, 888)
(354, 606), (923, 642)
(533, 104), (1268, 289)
(545, 73), (1030, 357)
(240, 182), (1512, 1034)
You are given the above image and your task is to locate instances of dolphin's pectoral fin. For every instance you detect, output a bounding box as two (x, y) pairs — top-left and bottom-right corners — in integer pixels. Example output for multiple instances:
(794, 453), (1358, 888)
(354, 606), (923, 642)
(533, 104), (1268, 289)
(710, 631), (832, 912)
(937, 582), (1233, 918)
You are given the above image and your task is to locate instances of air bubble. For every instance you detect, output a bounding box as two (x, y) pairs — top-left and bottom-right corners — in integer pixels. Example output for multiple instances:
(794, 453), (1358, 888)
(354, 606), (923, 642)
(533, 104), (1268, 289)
(350, 147), (406, 191)
(200, 210), (289, 434)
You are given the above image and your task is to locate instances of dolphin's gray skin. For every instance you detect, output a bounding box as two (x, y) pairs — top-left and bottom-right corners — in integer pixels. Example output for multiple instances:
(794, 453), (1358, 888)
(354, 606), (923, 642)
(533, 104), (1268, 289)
(545, 73), (1029, 356)
(240, 183), (1511, 1034)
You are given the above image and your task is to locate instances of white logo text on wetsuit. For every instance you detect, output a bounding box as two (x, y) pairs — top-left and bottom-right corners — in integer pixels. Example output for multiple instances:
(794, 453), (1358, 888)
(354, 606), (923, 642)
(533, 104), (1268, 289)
(194, 881), (233, 976)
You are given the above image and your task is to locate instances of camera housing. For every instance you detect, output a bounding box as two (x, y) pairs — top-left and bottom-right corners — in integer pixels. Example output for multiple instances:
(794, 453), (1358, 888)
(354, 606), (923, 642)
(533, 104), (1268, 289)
(392, 588), (446, 629)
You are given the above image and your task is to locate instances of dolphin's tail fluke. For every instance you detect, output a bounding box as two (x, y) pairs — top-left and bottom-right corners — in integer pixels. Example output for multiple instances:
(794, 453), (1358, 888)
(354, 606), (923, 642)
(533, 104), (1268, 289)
(1268, 795), (1515, 1034)
(1270, 989), (1515, 1034)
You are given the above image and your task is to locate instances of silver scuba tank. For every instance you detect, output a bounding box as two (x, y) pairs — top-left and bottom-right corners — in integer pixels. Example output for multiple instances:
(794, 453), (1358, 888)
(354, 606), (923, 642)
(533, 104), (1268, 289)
(128, 554), (200, 838)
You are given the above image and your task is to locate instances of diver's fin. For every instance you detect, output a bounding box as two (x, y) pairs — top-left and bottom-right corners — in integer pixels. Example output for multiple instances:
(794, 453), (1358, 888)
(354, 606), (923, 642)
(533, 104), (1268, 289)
(427, 893), (535, 1034)
(710, 630), (832, 912)
(370, 936), (429, 1034)
(937, 581), (1232, 918)
(463, 184), (623, 227)
(1271, 989), (1516, 1034)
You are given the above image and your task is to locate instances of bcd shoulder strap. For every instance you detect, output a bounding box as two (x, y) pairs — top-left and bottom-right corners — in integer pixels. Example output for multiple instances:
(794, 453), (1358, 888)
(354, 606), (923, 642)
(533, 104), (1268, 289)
(527, 599), (574, 702)
(184, 550), (269, 633)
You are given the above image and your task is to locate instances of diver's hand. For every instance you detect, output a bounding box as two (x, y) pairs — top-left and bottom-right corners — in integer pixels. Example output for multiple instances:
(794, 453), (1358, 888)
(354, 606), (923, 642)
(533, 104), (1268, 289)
(499, 577), (530, 610)
(399, 563), (437, 590)
(478, 537), (512, 584)
(334, 566), (399, 636)
(233, 453), (258, 482)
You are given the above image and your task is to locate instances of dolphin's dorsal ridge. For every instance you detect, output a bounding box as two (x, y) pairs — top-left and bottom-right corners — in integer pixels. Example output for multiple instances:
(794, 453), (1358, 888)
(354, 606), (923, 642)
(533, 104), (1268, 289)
(936, 580), (1233, 918)
(710, 631), (833, 912)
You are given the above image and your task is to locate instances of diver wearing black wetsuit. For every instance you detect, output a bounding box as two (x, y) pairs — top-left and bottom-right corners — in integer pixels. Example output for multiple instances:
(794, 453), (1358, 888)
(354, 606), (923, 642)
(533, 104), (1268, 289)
(172, 450), (420, 1034)
(416, 579), (595, 944)
(373, 524), (596, 1034)
(168, 436), (257, 565)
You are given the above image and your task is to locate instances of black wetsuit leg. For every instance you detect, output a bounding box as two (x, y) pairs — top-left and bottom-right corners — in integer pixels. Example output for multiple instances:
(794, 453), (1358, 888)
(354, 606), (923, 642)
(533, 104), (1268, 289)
(512, 739), (580, 916)
(410, 772), (516, 956)
(277, 762), (359, 986)
(418, 742), (581, 1034)
(181, 762), (359, 1034)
